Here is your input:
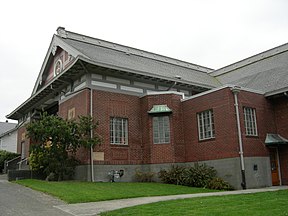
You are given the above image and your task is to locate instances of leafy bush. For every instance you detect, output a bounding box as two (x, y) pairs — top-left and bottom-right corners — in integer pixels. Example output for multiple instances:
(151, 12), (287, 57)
(207, 177), (234, 190)
(29, 146), (79, 181)
(158, 163), (232, 190)
(0, 150), (20, 173)
(27, 113), (100, 181)
(134, 169), (155, 182)
(183, 163), (217, 187)
(158, 165), (187, 185)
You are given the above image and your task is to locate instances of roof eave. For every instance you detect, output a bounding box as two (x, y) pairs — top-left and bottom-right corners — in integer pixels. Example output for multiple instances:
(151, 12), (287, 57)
(6, 57), (82, 120)
(265, 86), (288, 97)
(78, 56), (218, 90)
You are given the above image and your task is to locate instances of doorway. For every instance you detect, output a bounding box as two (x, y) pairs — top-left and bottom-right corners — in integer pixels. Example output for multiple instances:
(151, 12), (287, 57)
(269, 148), (280, 186)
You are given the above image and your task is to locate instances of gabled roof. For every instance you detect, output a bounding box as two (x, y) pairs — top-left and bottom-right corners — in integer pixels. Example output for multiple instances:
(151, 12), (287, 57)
(7, 57), (86, 120)
(210, 42), (288, 95)
(56, 28), (220, 89)
(7, 27), (222, 120)
(230, 66), (288, 95)
(31, 34), (89, 95)
(0, 122), (16, 136)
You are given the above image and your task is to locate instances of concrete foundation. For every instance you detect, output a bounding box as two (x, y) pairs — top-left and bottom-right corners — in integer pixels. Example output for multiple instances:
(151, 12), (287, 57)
(74, 156), (272, 189)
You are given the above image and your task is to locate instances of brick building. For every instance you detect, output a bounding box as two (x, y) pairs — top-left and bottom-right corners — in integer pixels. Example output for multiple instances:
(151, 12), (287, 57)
(7, 27), (288, 189)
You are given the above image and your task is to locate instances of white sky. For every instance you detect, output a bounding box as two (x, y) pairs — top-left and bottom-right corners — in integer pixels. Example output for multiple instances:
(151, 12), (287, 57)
(1, 0), (288, 122)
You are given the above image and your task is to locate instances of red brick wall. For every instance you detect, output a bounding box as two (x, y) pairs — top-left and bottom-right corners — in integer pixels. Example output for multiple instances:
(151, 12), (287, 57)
(273, 97), (288, 137)
(272, 97), (288, 185)
(182, 88), (272, 162)
(17, 125), (30, 157)
(92, 90), (143, 165)
(183, 88), (239, 162)
(57, 87), (276, 167)
(58, 89), (90, 118)
(140, 93), (184, 164)
(279, 146), (288, 185)
(237, 91), (274, 157)
(60, 90), (185, 165)
(58, 89), (91, 163)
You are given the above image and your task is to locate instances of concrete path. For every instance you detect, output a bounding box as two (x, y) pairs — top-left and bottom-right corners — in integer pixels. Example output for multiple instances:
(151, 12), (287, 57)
(55, 185), (288, 216)
(0, 174), (71, 216)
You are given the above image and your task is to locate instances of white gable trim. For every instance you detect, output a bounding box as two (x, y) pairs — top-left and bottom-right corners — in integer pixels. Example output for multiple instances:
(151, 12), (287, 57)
(31, 35), (90, 95)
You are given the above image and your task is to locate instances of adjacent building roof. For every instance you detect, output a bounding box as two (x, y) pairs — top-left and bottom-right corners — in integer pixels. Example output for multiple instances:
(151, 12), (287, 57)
(0, 122), (17, 136)
(230, 66), (288, 95)
(210, 42), (288, 95)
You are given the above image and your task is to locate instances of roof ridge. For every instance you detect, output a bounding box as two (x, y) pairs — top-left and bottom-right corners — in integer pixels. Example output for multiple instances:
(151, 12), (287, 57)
(210, 42), (288, 77)
(56, 27), (214, 74)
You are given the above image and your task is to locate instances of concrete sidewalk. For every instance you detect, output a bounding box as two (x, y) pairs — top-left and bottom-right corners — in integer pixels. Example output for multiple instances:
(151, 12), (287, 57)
(55, 186), (288, 216)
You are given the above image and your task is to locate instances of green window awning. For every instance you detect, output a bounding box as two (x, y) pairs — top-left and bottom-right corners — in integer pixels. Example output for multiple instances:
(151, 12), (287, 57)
(148, 105), (172, 114)
(265, 133), (288, 146)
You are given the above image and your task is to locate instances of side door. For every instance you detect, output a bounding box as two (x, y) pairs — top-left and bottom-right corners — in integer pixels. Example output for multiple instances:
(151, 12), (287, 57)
(270, 148), (280, 186)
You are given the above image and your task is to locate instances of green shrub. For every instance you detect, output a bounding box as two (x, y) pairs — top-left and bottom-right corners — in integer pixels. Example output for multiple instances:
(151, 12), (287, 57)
(158, 165), (187, 185)
(207, 177), (234, 190)
(29, 146), (79, 181)
(183, 163), (217, 187)
(134, 169), (155, 182)
(158, 163), (232, 190)
(0, 150), (20, 173)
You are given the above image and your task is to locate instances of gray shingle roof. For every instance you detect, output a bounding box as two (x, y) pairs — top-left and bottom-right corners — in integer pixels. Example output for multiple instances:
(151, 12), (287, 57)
(211, 43), (288, 94)
(231, 66), (288, 94)
(0, 122), (16, 136)
(62, 37), (220, 88)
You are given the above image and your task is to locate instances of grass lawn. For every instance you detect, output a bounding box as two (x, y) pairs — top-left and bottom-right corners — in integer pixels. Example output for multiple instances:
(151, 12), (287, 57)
(15, 179), (216, 204)
(101, 190), (288, 216)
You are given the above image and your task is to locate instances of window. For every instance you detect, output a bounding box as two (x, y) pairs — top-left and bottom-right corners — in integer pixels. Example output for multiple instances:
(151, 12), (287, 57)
(244, 107), (258, 136)
(53, 59), (63, 77)
(197, 110), (215, 140)
(67, 107), (75, 120)
(110, 117), (128, 145)
(153, 116), (170, 144)
(21, 141), (25, 159)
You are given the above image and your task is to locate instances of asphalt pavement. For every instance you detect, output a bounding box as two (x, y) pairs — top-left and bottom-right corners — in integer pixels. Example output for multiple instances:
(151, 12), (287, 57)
(0, 174), (71, 216)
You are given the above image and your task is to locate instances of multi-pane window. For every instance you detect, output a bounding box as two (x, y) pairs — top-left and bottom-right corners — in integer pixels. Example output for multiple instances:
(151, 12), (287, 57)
(153, 116), (170, 144)
(110, 117), (128, 145)
(244, 107), (258, 136)
(197, 110), (215, 140)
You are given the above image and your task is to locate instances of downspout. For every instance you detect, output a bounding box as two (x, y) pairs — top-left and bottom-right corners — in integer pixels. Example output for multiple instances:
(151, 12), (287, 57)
(78, 60), (95, 182)
(90, 88), (94, 182)
(231, 86), (246, 189)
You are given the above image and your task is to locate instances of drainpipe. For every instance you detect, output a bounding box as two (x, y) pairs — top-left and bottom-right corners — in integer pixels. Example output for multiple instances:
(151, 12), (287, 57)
(231, 86), (246, 189)
(90, 88), (94, 182)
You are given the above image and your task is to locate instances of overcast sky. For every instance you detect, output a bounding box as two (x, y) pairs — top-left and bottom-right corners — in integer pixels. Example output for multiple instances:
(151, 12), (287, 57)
(1, 0), (288, 122)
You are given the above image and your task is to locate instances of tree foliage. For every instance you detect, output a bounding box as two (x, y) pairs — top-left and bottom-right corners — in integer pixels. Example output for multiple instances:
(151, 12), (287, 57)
(26, 113), (100, 181)
(0, 150), (20, 173)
